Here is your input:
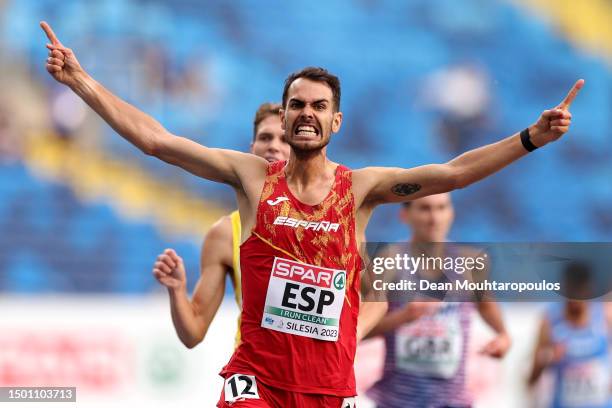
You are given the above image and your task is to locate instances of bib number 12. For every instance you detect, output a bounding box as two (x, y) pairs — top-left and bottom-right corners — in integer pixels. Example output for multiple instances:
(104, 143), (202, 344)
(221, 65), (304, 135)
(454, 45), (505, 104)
(224, 374), (259, 402)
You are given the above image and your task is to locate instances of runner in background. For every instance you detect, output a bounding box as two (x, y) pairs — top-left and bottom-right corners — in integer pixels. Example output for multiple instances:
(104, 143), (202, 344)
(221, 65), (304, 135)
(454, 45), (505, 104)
(366, 193), (511, 408)
(528, 262), (611, 408)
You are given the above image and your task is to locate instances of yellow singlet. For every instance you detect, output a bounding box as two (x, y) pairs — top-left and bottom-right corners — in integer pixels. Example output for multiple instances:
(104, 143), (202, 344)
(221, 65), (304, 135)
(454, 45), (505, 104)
(229, 210), (242, 347)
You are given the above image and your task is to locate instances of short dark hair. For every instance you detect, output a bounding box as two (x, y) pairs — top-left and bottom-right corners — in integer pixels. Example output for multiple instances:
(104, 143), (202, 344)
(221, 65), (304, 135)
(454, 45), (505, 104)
(253, 102), (282, 140)
(562, 261), (592, 299)
(282, 67), (341, 112)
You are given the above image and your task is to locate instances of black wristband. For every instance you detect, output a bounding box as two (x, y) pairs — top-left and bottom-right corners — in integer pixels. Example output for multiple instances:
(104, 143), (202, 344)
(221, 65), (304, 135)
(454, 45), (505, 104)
(520, 128), (538, 152)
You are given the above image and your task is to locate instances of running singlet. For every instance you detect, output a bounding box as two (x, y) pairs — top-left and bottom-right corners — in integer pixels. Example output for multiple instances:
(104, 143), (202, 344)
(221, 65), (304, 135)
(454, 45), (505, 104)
(230, 210), (243, 347)
(368, 244), (474, 408)
(548, 302), (611, 408)
(221, 161), (362, 396)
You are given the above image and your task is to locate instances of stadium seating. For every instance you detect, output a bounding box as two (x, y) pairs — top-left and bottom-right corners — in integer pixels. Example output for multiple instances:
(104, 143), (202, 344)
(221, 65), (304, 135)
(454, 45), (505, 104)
(0, 0), (609, 292)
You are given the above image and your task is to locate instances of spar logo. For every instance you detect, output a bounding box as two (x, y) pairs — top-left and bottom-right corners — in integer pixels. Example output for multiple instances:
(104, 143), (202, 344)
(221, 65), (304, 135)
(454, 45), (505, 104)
(333, 272), (346, 290)
(272, 258), (335, 287)
(272, 258), (345, 315)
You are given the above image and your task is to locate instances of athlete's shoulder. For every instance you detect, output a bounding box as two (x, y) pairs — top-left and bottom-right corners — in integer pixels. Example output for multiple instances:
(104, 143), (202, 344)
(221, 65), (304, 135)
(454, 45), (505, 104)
(208, 214), (233, 238)
(201, 214), (234, 265)
(350, 166), (394, 190)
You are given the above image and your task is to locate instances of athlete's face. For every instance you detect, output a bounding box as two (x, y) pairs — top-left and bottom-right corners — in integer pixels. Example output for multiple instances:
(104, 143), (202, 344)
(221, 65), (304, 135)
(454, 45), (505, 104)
(566, 300), (588, 316)
(280, 78), (342, 153)
(401, 193), (454, 242)
(250, 115), (290, 162)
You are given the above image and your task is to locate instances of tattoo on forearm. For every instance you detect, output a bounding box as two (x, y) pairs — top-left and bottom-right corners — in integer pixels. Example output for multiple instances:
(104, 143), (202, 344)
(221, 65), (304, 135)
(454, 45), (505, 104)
(391, 183), (421, 196)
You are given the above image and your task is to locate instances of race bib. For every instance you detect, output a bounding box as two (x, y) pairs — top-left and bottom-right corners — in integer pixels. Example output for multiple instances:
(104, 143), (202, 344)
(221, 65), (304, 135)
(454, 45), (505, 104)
(261, 257), (346, 341)
(341, 397), (357, 408)
(560, 360), (610, 407)
(395, 307), (463, 379)
(224, 374), (259, 402)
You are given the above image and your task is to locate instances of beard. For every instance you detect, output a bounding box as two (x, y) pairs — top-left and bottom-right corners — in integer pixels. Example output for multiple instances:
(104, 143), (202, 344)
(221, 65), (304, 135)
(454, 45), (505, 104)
(287, 133), (331, 155)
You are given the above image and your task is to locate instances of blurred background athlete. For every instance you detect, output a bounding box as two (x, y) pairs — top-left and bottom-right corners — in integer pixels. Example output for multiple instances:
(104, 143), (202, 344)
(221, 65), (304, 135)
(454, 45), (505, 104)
(367, 193), (511, 408)
(528, 262), (611, 408)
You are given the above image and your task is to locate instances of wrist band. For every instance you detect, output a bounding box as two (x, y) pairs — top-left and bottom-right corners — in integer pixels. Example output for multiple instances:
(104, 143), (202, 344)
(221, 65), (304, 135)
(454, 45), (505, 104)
(520, 128), (538, 152)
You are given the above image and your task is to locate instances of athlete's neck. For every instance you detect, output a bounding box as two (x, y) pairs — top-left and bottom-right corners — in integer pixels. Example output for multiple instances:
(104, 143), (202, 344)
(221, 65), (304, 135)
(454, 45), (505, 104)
(408, 239), (448, 280)
(285, 148), (336, 190)
(409, 238), (447, 257)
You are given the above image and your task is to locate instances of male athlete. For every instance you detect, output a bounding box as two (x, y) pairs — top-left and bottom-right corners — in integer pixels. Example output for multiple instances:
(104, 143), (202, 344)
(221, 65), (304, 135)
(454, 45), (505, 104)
(366, 194), (511, 408)
(152, 102), (290, 349)
(528, 263), (611, 408)
(41, 20), (583, 407)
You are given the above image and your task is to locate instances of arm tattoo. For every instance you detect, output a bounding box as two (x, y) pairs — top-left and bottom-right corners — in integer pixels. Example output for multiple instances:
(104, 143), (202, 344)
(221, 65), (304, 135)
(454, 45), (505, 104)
(391, 183), (421, 196)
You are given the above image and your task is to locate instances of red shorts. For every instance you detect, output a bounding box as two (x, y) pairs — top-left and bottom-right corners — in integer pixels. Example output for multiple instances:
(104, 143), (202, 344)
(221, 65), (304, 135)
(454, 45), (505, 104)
(217, 373), (356, 408)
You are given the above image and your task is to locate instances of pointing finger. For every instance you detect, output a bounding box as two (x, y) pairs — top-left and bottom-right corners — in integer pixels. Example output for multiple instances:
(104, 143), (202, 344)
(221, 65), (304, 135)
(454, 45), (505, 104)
(40, 21), (62, 46)
(558, 79), (585, 109)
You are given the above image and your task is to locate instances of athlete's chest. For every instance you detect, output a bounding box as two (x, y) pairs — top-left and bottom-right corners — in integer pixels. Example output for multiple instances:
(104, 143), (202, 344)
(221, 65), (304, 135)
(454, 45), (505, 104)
(254, 172), (357, 269)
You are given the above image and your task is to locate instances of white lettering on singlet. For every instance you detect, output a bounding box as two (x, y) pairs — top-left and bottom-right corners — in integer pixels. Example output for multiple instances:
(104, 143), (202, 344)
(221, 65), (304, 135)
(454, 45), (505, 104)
(273, 216), (340, 232)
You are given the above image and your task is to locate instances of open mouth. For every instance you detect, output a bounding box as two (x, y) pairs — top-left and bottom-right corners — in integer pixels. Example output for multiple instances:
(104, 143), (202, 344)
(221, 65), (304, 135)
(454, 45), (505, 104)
(294, 124), (320, 138)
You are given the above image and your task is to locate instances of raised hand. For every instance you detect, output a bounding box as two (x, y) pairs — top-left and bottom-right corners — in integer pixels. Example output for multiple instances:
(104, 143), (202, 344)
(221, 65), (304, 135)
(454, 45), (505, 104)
(529, 79), (584, 147)
(153, 249), (187, 292)
(479, 332), (511, 359)
(400, 300), (442, 323)
(40, 21), (85, 87)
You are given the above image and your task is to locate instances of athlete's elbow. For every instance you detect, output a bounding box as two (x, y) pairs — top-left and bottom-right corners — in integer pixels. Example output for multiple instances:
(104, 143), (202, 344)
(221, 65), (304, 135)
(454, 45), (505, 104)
(183, 340), (200, 349)
(180, 334), (204, 349)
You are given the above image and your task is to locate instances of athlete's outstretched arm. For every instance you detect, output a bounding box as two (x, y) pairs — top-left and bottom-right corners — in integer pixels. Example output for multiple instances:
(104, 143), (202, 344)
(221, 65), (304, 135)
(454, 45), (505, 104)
(40, 21), (265, 186)
(152, 219), (233, 348)
(527, 317), (564, 386)
(355, 80), (584, 205)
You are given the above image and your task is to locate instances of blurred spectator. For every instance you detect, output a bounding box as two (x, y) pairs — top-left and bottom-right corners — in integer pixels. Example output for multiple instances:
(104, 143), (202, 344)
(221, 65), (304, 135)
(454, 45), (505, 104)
(420, 62), (495, 154)
(0, 101), (22, 163)
(50, 86), (88, 140)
